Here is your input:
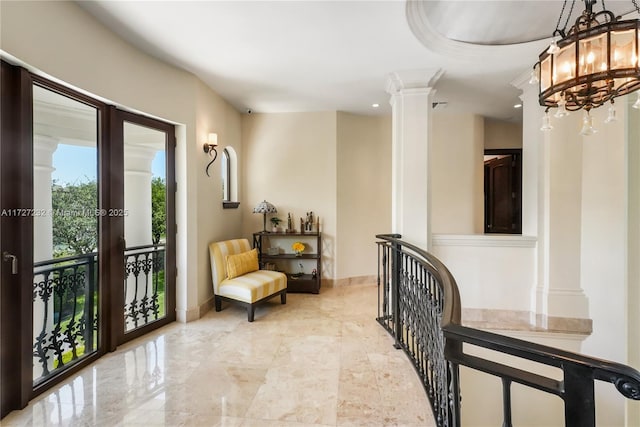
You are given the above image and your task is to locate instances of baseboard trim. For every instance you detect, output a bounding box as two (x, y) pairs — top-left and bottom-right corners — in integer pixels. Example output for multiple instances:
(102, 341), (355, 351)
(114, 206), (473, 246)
(176, 306), (200, 323)
(326, 275), (376, 288)
(199, 296), (215, 318)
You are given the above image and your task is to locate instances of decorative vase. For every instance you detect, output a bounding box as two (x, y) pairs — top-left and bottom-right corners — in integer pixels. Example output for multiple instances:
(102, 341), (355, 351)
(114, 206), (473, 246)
(295, 251), (303, 257)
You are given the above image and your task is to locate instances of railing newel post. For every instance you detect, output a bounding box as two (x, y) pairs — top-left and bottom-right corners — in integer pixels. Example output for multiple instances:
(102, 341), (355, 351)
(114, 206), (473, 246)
(501, 378), (513, 427)
(564, 366), (596, 427)
(392, 239), (402, 350)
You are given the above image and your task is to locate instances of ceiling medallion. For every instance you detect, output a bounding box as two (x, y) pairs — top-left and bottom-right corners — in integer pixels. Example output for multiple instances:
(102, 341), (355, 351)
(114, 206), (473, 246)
(532, 0), (640, 134)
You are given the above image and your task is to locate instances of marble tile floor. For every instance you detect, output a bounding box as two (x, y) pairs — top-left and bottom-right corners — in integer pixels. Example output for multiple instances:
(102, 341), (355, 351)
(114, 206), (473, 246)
(2, 284), (435, 427)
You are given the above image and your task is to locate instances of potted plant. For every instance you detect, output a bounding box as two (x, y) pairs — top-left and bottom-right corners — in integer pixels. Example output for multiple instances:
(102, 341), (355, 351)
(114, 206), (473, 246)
(270, 217), (282, 232)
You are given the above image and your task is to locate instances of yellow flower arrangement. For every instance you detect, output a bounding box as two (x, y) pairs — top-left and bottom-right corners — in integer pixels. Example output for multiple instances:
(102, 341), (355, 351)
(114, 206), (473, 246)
(292, 242), (305, 255)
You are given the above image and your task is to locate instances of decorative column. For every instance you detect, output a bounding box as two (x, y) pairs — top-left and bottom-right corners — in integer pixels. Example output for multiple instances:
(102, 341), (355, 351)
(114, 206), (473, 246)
(33, 134), (58, 262)
(512, 73), (589, 329)
(32, 134), (58, 378)
(386, 69), (442, 250)
(511, 72), (539, 237)
(124, 146), (156, 247)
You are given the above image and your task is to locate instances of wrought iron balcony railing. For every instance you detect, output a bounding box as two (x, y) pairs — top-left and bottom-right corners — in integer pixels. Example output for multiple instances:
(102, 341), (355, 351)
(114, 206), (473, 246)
(376, 233), (640, 427)
(33, 252), (98, 386)
(124, 244), (166, 332)
(32, 243), (166, 386)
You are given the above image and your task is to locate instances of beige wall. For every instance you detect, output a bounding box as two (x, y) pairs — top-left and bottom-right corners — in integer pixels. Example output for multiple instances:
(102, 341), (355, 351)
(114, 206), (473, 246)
(431, 113), (484, 234)
(195, 80), (244, 312)
(627, 96), (640, 426)
(241, 112), (338, 278)
(336, 112), (391, 279)
(579, 101), (628, 427)
(240, 112), (391, 282)
(484, 118), (523, 149)
(0, 0), (243, 320)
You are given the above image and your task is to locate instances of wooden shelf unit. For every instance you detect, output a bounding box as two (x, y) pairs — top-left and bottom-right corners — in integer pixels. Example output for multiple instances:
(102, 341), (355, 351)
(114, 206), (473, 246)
(253, 231), (321, 294)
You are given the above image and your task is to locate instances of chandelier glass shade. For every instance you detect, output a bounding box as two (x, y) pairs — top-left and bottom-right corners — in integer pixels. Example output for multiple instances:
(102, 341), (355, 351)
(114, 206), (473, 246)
(536, 1), (640, 112)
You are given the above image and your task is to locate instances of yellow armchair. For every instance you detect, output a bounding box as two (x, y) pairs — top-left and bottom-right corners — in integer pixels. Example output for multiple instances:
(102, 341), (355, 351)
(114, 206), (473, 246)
(209, 238), (286, 321)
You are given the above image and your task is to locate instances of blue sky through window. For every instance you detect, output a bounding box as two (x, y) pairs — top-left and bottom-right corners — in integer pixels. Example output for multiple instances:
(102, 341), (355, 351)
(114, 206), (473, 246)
(52, 145), (166, 185)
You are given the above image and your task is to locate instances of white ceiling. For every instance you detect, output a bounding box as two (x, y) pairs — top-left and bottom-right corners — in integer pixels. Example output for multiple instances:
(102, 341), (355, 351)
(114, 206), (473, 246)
(77, 0), (638, 122)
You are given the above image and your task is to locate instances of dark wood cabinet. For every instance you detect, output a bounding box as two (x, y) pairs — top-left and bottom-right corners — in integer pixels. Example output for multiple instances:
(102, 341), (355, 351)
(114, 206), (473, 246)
(253, 231), (321, 293)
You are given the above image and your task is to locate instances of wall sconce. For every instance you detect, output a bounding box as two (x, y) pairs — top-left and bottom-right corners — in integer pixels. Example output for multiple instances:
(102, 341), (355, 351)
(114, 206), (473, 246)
(203, 133), (218, 177)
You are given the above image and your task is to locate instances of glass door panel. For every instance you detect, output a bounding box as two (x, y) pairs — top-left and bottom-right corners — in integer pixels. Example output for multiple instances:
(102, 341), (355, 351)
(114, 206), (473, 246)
(32, 85), (99, 386)
(123, 121), (167, 333)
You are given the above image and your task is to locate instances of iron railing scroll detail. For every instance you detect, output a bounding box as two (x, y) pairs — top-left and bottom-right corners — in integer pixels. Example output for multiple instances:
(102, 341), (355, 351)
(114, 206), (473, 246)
(375, 233), (640, 427)
(33, 253), (98, 386)
(124, 244), (166, 332)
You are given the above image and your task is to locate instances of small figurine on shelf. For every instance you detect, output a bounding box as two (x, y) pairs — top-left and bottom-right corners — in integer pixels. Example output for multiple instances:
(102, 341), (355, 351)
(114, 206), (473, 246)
(311, 268), (317, 279)
(304, 211), (314, 232)
(287, 213), (293, 233)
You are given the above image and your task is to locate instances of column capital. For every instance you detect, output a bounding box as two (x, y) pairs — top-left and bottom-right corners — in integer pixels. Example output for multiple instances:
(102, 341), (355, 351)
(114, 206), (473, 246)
(386, 68), (443, 95)
(33, 134), (59, 172)
(124, 145), (158, 174)
(34, 134), (59, 151)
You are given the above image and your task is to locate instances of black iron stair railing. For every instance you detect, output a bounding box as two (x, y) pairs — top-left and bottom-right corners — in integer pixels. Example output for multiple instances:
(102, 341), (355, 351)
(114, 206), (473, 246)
(376, 233), (640, 427)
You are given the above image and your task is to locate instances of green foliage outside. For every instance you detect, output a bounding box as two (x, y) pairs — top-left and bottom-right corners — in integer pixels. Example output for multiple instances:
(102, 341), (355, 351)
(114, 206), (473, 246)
(52, 178), (167, 256)
(151, 177), (166, 244)
(52, 181), (98, 258)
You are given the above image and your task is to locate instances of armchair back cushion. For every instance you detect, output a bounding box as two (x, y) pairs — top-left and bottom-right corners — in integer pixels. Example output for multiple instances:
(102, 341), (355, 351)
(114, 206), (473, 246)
(209, 238), (252, 294)
(226, 249), (259, 279)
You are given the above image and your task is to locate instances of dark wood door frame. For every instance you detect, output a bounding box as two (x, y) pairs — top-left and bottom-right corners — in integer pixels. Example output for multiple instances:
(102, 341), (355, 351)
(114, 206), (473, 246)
(484, 148), (522, 234)
(28, 76), (109, 397)
(1, 60), (34, 418)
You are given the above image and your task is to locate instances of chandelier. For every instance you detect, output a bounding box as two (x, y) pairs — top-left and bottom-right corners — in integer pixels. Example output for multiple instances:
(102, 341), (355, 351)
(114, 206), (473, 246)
(533, 0), (640, 133)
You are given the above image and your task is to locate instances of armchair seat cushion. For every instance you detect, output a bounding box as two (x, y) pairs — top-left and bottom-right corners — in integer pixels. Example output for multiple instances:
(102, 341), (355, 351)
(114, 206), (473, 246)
(218, 270), (287, 303)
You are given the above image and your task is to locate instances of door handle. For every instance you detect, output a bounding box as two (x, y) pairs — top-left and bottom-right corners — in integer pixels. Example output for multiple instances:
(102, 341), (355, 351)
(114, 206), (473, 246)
(3, 251), (17, 275)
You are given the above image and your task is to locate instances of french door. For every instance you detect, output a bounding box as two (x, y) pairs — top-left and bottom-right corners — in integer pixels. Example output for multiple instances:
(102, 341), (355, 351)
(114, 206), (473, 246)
(115, 110), (176, 344)
(0, 61), (175, 418)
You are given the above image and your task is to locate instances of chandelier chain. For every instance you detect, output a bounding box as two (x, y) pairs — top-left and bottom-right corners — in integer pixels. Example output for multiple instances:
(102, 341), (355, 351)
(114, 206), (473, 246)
(553, 0), (569, 36)
(561, 0), (577, 34)
(554, 0), (577, 37)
